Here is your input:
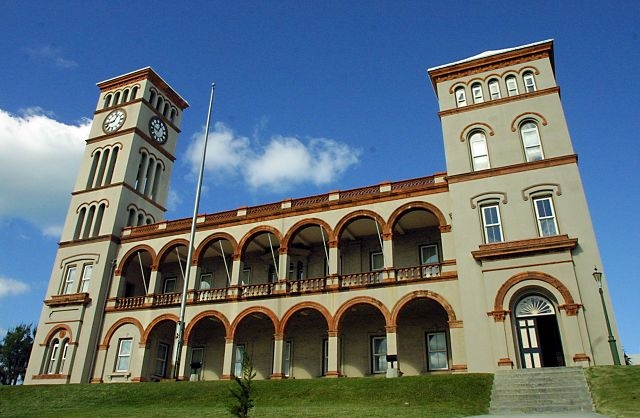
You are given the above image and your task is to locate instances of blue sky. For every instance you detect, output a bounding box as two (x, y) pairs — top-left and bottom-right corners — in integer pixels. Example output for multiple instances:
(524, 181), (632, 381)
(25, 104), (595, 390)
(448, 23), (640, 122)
(0, 1), (638, 356)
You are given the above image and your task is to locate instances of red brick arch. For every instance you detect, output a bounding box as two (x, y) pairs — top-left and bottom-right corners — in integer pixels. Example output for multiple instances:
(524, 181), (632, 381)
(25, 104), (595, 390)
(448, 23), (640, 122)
(230, 306), (279, 339)
(386, 201), (448, 235)
(184, 310), (231, 340)
(41, 324), (74, 346)
(494, 271), (576, 313)
(101, 317), (144, 348)
(334, 210), (386, 245)
(391, 290), (458, 326)
(194, 232), (238, 265)
(155, 239), (190, 266)
(332, 296), (391, 332)
(237, 226), (284, 256)
(281, 218), (335, 249)
(278, 302), (333, 335)
(116, 245), (156, 275)
(142, 313), (179, 344)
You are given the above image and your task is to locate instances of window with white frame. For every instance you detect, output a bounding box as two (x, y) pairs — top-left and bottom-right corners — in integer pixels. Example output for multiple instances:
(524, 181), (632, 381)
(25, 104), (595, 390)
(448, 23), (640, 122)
(469, 131), (490, 171)
(455, 87), (467, 107)
(488, 79), (501, 100)
(154, 342), (169, 377)
(420, 245), (440, 277)
(59, 340), (69, 373)
(233, 344), (246, 377)
(520, 122), (544, 162)
(471, 83), (484, 103)
(241, 268), (251, 285)
(62, 266), (77, 294)
(481, 204), (504, 243)
(115, 338), (133, 372)
(370, 251), (384, 271)
(199, 273), (213, 290)
(506, 75), (519, 96)
(371, 336), (387, 374)
(523, 71), (537, 92)
(427, 332), (449, 370)
(80, 264), (93, 292)
(283, 341), (292, 377)
(46, 339), (60, 374)
(163, 277), (177, 293)
(533, 197), (558, 236)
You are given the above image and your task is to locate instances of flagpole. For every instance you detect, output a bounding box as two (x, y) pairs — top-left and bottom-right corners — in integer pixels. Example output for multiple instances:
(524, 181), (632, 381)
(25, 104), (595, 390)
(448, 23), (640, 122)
(173, 83), (216, 380)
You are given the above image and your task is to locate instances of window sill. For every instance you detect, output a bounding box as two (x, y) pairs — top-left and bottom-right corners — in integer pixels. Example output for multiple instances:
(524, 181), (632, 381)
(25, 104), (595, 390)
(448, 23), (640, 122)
(471, 234), (578, 261)
(45, 293), (91, 307)
(32, 373), (69, 380)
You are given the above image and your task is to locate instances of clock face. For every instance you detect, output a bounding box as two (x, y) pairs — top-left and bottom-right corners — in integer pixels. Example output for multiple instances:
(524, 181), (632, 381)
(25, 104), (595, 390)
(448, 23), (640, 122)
(149, 117), (168, 144)
(103, 109), (126, 133)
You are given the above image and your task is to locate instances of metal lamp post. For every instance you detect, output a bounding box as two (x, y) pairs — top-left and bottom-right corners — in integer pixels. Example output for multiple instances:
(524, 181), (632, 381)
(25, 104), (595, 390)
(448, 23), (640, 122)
(592, 267), (621, 365)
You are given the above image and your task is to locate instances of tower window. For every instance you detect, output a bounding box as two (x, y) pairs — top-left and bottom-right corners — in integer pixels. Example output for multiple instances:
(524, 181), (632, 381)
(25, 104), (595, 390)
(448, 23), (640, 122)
(455, 87), (467, 107)
(469, 131), (490, 170)
(520, 122), (544, 162)
(488, 79), (501, 100)
(103, 94), (112, 109)
(506, 75), (519, 96)
(523, 71), (537, 92)
(471, 83), (484, 104)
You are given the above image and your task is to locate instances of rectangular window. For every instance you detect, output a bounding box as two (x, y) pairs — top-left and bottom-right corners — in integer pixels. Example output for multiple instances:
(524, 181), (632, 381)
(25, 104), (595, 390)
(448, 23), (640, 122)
(524, 73), (537, 92)
(190, 347), (204, 378)
(371, 336), (387, 374)
(163, 277), (177, 293)
(234, 344), (246, 377)
(482, 205), (504, 243)
(427, 332), (449, 370)
(63, 266), (77, 294)
(80, 264), (93, 292)
(534, 197), (558, 236)
(199, 273), (213, 290)
(420, 245), (440, 277)
(472, 84), (484, 103)
(370, 251), (384, 271)
(241, 268), (251, 285)
(283, 341), (292, 378)
(115, 338), (133, 372)
(322, 338), (329, 376)
(154, 342), (169, 377)
(489, 81), (501, 100)
(47, 341), (60, 374)
(506, 77), (519, 96)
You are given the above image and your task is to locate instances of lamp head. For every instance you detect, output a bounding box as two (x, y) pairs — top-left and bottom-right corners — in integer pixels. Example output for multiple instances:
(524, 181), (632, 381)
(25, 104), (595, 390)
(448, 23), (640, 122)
(593, 267), (603, 289)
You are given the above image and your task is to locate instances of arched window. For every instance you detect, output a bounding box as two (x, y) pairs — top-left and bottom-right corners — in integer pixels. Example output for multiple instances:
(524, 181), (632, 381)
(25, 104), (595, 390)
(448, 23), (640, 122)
(454, 87), (467, 107)
(122, 89), (130, 103)
(471, 82), (484, 104)
(163, 103), (170, 118)
(170, 108), (177, 122)
(488, 79), (501, 100)
(104, 146), (119, 185)
(95, 148), (110, 187)
(83, 206), (96, 239)
(156, 97), (164, 112)
(520, 122), (544, 162)
(135, 152), (148, 192)
(92, 203), (105, 237)
(149, 90), (157, 107)
(151, 161), (162, 199)
(46, 339), (60, 374)
(137, 213), (145, 226)
(506, 75), (519, 96)
(131, 86), (139, 100)
(113, 91), (121, 105)
(58, 339), (70, 373)
(127, 208), (136, 227)
(74, 207), (86, 240)
(523, 71), (536, 92)
(86, 150), (100, 189)
(103, 94), (112, 109)
(469, 131), (490, 170)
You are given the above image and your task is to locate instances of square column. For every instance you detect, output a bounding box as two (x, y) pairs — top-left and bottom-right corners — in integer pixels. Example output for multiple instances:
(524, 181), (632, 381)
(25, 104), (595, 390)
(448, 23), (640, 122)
(221, 337), (234, 380)
(325, 331), (340, 377)
(271, 334), (284, 379)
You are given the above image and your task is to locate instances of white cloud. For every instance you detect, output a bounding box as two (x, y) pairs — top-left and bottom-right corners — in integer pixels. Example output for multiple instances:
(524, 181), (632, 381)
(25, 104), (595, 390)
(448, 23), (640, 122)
(24, 45), (78, 69)
(0, 277), (30, 299)
(185, 122), (360, 193)
(0, 108), (91, 234)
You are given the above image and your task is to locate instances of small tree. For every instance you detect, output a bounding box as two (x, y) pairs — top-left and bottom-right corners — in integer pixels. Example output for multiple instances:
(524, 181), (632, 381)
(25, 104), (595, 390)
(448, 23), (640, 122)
(0, 323), (35, 385)
(228, 354), (256, 417)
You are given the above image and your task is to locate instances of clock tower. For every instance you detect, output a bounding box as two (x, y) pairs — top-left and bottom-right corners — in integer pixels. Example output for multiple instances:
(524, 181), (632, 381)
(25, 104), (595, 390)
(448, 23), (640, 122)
(25, 68), (188, 384)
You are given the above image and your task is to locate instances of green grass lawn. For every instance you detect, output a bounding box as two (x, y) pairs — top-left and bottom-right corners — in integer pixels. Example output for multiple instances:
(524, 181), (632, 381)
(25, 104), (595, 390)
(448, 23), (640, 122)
(0, 367), (637, 417)
(0, 374), (492, 417)
(586, 366), (640, 418)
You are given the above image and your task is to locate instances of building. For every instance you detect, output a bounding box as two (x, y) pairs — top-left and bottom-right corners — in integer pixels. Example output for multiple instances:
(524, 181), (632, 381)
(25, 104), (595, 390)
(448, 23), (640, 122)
(25, 40), (622, 384)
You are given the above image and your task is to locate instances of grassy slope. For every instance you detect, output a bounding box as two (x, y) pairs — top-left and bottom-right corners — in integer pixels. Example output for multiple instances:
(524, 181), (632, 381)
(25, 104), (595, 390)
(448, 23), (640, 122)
(586, 366), (640, 418)
(1, 367), (637, 417)
(0, 374), (492, 418)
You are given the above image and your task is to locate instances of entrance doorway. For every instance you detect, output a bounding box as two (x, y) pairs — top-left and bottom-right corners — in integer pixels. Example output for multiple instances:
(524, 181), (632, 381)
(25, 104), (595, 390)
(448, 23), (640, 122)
(514, 294), (565, 368)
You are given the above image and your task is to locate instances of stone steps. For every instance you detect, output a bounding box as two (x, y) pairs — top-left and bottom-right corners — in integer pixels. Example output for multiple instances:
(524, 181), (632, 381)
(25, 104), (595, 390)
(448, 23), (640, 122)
(489, 367), (594, 415)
